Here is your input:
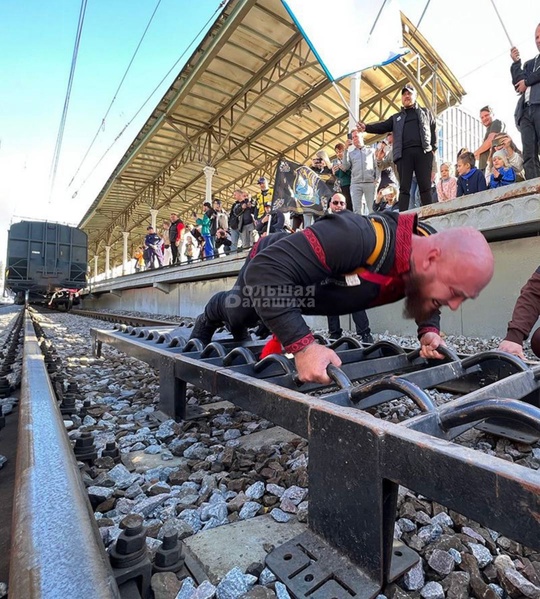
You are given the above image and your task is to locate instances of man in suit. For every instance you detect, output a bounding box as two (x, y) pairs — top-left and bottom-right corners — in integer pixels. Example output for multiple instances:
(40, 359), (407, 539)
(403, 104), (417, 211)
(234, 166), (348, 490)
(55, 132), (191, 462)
(511, 24), (540, 179)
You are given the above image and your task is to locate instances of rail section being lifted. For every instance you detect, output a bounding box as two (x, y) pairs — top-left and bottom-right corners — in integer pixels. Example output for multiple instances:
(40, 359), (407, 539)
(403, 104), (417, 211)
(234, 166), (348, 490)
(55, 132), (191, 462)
(92, 323), (540, 599)
(10, 310), (121, 599)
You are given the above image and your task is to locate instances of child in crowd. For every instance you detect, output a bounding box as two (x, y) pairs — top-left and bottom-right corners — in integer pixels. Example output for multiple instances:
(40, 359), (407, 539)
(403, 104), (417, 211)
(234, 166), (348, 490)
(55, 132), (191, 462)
(436, 162), (457, 201)
(133, 246), (144, 272)
(456, 152), (487, 197)
(489, 150), (517, 188)
(184, 236), (195, 264)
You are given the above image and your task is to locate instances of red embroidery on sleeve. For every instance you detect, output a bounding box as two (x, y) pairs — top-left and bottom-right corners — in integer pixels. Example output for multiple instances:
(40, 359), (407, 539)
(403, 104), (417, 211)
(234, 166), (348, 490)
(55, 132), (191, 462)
(285, 333), (315, 354)
(302, 229), (330, 272)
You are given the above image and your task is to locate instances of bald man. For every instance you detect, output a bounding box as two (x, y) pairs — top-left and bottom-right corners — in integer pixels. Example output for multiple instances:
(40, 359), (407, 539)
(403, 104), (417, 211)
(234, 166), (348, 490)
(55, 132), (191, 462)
(191, 210), (494, 384)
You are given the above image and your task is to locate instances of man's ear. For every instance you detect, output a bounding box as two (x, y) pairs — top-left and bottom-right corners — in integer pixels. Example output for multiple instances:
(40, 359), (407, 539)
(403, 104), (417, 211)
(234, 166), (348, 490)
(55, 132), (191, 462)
(422, 247), (441, 271)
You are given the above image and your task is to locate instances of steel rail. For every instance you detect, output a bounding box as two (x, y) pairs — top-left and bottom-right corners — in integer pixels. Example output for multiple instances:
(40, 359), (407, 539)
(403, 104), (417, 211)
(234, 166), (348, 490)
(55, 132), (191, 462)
(9, 310), (120, 599)
(70, 308), (177, 328)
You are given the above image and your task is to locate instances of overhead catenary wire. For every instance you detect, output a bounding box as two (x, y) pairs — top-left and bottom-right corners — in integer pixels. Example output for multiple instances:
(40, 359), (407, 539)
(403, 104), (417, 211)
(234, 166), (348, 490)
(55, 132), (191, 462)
(67, 0), (163, 189)
(48, 0), (88, 202)
(71, 0), (229, 198)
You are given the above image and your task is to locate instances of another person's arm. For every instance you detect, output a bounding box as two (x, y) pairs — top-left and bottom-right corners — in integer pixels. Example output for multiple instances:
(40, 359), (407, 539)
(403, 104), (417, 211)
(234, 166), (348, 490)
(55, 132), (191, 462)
(499, 267), (540, 358)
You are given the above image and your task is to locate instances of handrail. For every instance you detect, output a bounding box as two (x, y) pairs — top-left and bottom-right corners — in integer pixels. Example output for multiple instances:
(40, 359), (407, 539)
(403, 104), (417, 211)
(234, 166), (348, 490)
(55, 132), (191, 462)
(10, 310), (120, 598)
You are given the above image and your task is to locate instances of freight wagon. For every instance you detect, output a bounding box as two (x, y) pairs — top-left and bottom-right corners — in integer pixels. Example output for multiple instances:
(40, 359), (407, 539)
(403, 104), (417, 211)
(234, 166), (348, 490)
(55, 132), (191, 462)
(5, 220), (88, 309)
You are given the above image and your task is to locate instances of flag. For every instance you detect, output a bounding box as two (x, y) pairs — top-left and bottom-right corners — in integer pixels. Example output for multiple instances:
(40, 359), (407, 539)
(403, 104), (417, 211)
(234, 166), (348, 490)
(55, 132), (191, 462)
(281, 0), (407, 81)
(271, 159), (333, 216)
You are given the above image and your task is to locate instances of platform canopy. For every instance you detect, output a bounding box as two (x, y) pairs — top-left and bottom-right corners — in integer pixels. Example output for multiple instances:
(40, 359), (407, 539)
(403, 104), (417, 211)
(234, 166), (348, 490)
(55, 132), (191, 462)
(79, 0), (465, 264)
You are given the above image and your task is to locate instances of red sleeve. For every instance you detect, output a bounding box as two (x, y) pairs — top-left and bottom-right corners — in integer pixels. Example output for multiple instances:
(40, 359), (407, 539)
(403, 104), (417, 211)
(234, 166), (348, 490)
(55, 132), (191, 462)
(505, 268), (540, 344)
(176, 223), (185, 243)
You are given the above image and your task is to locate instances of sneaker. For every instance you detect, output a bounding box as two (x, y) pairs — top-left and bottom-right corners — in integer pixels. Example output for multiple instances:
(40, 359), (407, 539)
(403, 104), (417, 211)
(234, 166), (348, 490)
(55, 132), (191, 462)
(360, 332), (374, 344)
(190, 314), (218, 346)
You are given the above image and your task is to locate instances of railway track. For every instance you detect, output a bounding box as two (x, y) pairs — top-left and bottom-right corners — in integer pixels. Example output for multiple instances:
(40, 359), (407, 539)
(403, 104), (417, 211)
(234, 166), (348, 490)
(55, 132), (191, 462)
(93, 314), (540, 598)
(3, 306), (540, 598)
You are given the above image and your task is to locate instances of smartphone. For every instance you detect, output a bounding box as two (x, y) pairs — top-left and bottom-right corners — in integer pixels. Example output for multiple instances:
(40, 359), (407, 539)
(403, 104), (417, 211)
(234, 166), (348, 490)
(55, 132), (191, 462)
(347, 132), (352, 140)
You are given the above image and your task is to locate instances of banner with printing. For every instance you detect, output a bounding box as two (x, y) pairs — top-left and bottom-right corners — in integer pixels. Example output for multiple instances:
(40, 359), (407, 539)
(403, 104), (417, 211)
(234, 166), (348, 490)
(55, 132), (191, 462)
(271, 159), (333, 215)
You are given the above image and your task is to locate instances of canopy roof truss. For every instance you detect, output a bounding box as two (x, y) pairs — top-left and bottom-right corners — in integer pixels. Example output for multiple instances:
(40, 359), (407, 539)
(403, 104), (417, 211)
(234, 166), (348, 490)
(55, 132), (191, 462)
(79, 0), (465, 264)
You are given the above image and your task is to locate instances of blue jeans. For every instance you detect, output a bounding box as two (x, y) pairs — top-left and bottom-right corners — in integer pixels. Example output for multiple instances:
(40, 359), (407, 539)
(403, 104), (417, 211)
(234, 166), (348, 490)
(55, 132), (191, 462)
(203, 234), (214, 259)
(230, 229), (240, 251)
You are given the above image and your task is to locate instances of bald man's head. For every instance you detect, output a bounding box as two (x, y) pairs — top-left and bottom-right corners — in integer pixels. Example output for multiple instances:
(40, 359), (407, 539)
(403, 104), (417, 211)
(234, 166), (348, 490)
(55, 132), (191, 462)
(404, 227), (494, 321)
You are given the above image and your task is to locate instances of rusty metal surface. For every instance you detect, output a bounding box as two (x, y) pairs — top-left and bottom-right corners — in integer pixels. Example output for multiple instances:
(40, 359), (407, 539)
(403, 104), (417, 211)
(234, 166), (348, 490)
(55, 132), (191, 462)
(9, 311), (120, 599)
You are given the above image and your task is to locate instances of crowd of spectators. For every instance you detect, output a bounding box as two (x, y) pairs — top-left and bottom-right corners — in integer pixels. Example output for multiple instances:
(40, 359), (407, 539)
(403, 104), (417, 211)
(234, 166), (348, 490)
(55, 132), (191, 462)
(131, 23), (540, 274)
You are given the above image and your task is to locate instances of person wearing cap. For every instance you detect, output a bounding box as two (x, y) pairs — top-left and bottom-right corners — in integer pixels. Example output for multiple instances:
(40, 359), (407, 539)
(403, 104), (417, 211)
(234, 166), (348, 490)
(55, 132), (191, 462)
(511, 25), (540, 180)
(143, 225), (163, 269)
(498, 266), (540, 360)
(357, 83), (437, 213)
(473, 106), (506, 173)
(255, 202), (285, 236)
(254, 176), (274, 219)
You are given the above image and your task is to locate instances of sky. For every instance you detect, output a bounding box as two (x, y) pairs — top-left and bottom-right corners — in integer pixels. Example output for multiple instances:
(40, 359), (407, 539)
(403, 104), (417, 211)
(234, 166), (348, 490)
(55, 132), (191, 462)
(0, 0), (538, 266)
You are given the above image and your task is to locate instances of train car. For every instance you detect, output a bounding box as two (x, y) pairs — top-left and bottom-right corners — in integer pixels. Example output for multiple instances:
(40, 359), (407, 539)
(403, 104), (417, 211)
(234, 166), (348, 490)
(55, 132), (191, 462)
(5, 220), (88, 310)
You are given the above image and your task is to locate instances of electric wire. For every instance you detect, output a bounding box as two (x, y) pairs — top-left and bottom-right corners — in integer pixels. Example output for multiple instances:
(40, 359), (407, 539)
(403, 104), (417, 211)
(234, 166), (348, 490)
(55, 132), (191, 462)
(71, 0), (229, 198)
(67, 0), (163, 189)
(408, 0), (431, 39)
(48, 0), (88, 202)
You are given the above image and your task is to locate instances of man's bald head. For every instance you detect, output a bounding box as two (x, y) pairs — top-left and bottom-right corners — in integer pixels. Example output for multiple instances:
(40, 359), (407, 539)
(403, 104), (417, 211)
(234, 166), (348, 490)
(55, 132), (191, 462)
(405, 227), (494, 321)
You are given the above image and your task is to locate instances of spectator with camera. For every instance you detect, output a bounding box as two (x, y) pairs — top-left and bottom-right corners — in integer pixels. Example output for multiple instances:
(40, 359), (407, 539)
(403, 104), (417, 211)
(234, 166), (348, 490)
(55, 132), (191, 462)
(331, 142), (352, 211)
(375, 133), (398, 191)
(215, 228), (233, 256)
(340, 129), (377, 215)
(238, 192), (256, 250)
(228, 189), (246, 252)
(373, 184), (399, 212)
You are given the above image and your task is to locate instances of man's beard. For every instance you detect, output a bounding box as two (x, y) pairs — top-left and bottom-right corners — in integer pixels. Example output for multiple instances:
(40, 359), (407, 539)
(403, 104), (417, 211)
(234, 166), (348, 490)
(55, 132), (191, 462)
(403, 271), (436, 322)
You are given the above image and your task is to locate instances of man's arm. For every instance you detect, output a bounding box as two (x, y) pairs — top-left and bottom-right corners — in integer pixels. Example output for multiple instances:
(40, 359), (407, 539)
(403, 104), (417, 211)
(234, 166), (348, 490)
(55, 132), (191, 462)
(363, 115), (394, 135)
(499, 267), (540, 357)
(341, 144), (352, 171)
(243, 215), (376, 382)
(474, 133), (497, 160)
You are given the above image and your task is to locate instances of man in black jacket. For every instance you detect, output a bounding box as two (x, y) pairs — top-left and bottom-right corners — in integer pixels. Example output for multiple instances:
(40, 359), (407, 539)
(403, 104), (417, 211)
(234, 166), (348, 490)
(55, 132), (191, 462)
(357, 83), (437, 212)
(190, 211), (494, 384)
(511, 24), (540, 180)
